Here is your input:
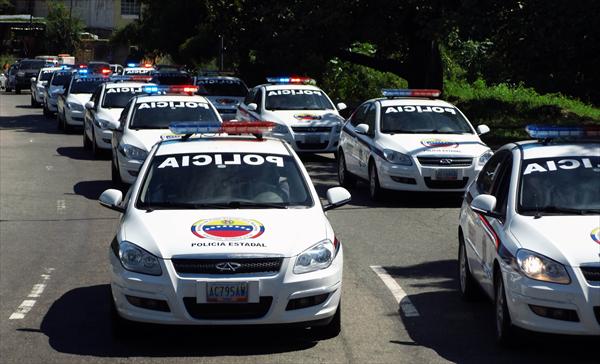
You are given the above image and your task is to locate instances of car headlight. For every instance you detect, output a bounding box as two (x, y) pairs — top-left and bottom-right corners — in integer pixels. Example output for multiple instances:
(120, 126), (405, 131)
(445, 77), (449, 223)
(67, 102), (84, 111)
(118, 241), (162, 276)
(516, 249), (570, 284)
(17, 71), (24, 77)
(478, 150), (494, 165)
(382, 149), (412, 166)
(95, 118), (112, 129)
(272, 123), (289, 134)
(118, 144), (148, 161)
(294, 239), (336, 274)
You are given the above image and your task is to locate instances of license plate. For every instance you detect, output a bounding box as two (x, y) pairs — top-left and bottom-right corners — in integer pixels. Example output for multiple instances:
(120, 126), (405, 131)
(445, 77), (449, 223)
(434, 169), (459, 181)
(305, 134), (321, 144)
(206, 282), (248, 303)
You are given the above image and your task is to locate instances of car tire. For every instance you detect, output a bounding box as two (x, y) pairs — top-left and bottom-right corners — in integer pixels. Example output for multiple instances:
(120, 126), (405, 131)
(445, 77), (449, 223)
(313, 302), (341, 339)
(458, 235), (479, 301)
(495, 271), (516, 345)
(337, 151), (356, 188)
(368, 161), (384, 201)
(30, 95), (37, 107)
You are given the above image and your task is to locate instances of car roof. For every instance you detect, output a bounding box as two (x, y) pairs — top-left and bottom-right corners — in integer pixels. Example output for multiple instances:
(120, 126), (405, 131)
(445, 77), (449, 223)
(374, 98), (456, 108)
(155, 136), (292, 156)
(515, 141), (600, 160)
(261, 83), (323, 91)
(133, 94), (210, 103)
(196, 76), (242, 81)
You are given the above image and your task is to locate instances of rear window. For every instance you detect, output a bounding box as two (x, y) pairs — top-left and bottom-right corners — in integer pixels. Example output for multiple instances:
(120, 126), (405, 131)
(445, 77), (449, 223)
(102, 86), (148, 108)
(130, 100), (219, 129)
(19, 60), (46, 69)
(70, 78), (105, 94)
(39, 69), (56, 81)
(51, 73), (72, 86)
(196, 79), (248, 97)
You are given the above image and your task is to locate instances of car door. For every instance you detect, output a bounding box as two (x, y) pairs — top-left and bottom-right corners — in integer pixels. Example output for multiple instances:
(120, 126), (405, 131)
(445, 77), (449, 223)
(112, 100), (132, 158)
(85, 86), (102, 139)
(464, 150), (511, 284)
(343, 103), (369, 174)
(353, 103), (376, 179)
(237, 87), (260, 121)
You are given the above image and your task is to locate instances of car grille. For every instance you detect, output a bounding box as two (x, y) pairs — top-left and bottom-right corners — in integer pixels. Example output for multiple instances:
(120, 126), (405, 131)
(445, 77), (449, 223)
(291, 126), (332, 133)
(295, 141), (329, 150)
(423, 177), (469, 189)
(418, 157), (473, 166)
(581, 267), (600, 282)
(172, 257), (283, 275)
(183, 297), (273, 319)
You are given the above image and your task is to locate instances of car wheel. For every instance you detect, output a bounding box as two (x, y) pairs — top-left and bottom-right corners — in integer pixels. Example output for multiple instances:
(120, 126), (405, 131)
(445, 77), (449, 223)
(368, 161), (384, 201)
(83, 125), (92, 150)
(458, 235), (479, 300)
(30, 95), (36, 107)
(495, 272), (516, 345)
(313, 302), (341, 339)
(337, 151), (356, 188)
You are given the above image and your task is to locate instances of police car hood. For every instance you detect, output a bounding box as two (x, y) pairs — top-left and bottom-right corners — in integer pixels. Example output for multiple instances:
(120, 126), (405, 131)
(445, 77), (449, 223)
(97, 108), (123, 125)
(205, 95), (244, 108)
(122, 208), (327, 258)
(377, 133), (489, 157)
(510, 215), (600, 267)
(265, 109), (343, 127)
(123, 129), (170, 151)
(67, 93), (92, 106)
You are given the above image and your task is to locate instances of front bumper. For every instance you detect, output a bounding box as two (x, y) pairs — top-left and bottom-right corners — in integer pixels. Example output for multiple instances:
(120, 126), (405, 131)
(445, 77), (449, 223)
(270, 127), (340, 153)
(110, 249), (343, 325)
(503, 265), (600, 336)
(376, 157), (484, 192)
(116, 152), (144, 184)
(93, 127), (113, 149)
(65, 108), (85, 126)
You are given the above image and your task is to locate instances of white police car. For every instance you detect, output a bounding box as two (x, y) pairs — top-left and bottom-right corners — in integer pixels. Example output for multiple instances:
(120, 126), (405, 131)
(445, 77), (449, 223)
(43, 69), (73, 118)
(30, 66), (61, 107)
(98, 121), (350, 336)
(458, 125), (600, 343)
(56, 73), (109, 132)
(83, 80), (155, 157)
(236, 77), (347, 154)
(195, 74), (248, 121)
(111, 85), (222, 184)
(338, 89), (493, 200)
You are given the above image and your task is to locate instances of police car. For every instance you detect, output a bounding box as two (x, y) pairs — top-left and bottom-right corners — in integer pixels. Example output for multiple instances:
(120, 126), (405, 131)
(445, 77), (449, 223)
(236, 77), (347, 154)
(83, 80), (155, 157)
(30, 66), (61, 107)
(98, 121), (350, 336)
(195, 74), (248, 121)
(122, 63), (155, 76)
(458, 125), (600, 343)
(56, 72), (109, 132)
(337, 89), (493, 200)
(111, 85), (221, 184)
(43, 69), (73, 118)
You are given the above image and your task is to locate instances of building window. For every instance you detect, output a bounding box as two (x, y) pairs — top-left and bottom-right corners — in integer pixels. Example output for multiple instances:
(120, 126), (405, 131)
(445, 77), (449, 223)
(121, 0), (141, 16)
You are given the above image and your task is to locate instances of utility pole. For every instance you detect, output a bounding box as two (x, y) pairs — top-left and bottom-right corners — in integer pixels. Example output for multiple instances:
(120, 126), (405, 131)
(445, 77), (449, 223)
(219, 35), (224, 71)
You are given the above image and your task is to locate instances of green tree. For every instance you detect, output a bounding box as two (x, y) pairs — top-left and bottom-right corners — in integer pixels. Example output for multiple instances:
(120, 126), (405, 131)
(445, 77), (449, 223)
(44, 1), (84, 54)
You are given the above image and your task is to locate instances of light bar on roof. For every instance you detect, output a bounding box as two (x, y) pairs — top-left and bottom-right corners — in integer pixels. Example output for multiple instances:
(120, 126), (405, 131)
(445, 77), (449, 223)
(127, 63), (137, 67)
(110, 75), (152, 82)
(141, 85), (197, 94)
(266, 76), (316, 85)
(381, 89), (441, 98)
(525, 124), (600, 139)
(168, 121), (276, 137)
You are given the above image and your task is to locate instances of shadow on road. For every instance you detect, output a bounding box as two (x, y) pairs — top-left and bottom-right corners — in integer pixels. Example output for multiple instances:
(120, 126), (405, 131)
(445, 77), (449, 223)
(0, 114), (61, 135)
(73, 180), (115, 200)
(301, 154), (463, 209)
(385, 261), (599, 364)
(56, 146), (109, 161)
(27, 284), (319, 357)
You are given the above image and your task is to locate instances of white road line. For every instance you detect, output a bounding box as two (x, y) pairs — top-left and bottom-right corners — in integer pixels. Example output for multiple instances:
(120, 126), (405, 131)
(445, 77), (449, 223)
(56, 200), (66, 214)
(9, 268), (54, 320)
(370, 265), (420, 317)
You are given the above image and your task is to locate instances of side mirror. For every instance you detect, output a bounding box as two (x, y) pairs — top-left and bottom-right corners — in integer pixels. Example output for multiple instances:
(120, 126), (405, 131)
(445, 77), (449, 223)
(323, 187), (351, 211)
(30, 77), (36, 83)
(476, 124), (490, 135)
(99, 189), (125, 212)
(355, 123), (369, 135)
(337, 102), (347, 111)
(247, 103), (258, 111)
(85, 101), (95, 110)
(470, 194), (498, 217)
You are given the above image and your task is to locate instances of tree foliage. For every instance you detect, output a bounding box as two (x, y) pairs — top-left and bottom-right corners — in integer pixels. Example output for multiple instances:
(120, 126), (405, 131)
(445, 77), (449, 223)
(43, 1), (84, 54)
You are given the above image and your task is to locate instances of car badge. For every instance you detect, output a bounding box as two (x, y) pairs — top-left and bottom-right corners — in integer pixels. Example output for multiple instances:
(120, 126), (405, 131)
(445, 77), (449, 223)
(216, 262), (242, 271)
(591, 227), (600, 245)
(440, 159), (453, 165)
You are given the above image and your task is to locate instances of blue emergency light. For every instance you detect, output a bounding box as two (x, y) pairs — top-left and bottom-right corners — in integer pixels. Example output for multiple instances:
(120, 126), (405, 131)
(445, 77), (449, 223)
(78, 68), (89, 74)
(266, 76), (316, 85)
(127, 63), (137, 67)
(142, 85), (159, 93)
(381, 89), (441, 98)
(169, 121), (222, 135)
(525, 125), (600, 139)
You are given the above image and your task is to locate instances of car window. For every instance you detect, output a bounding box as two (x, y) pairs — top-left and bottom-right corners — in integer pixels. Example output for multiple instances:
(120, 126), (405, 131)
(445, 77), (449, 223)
(380, 105), (473, 134)
(137, 153), (314, 208)
(196, 79), (247, 97)
(102, 86), (149, 108)
(477, 150), (510, 194)
(350, 104), (369, 127)
(129, 100), (220, 129)
(264, 88), (334, 111)
(490, 157), (513, 217)
(70, 78), (105, 94)
(255, 89), (263, 111)
(364, 104), (376, 136)
(243, 88), (257, 105)
(119, 100), (132, 127)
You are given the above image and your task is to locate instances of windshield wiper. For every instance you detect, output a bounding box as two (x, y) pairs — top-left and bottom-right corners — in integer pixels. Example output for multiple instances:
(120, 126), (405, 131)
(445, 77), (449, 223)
(226, 201), (287, 209)
(522, 206), (599, 218)
(141, 202), (230, 210)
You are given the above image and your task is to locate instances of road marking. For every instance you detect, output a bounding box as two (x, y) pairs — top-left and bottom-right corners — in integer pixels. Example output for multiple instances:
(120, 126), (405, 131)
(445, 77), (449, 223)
(9, 268), (54, 320)
(56, 200), (66, 214)
(370, 265), (420, 317)
(45, 165), (53, 171)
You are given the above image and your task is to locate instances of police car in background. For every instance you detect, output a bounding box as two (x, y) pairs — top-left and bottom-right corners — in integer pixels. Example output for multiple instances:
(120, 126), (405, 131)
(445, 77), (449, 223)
(458, 125), (600, 343)
(338, 89), (493, 200)
(122, 62), (155, 76)
(43, 69), (74, 118)
(111, 85), (222, 184)
(150, 70), (193, 86)
(83, 80), (156, 157)
(30, 66), (61, 107)
(99, 121), (350, 336)
(236, 77), (347, 154)
(195, 73), (248, 121)
(56, 72), (109, 132)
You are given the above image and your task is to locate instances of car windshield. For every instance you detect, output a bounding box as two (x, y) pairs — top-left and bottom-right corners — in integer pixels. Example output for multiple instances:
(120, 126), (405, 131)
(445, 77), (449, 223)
(51, 73), (71, 86)
(19, 60), (46, 69)
(102, 86), (148, 108)
(39, 70), (56, 81)
(380, 105), (473, 134)
(265, 88), (334, 110)
(519, 156), (600, 215)
(137, 153), (313, 209)
(70, 78), (105, 94)
(196, 79), (247, 96)
(129, 100), (219, 129)
(151, 73), (192, 85)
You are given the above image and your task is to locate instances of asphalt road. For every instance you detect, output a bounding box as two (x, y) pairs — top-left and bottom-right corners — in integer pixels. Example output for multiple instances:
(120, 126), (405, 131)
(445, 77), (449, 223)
(1, 92), (597, 363)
